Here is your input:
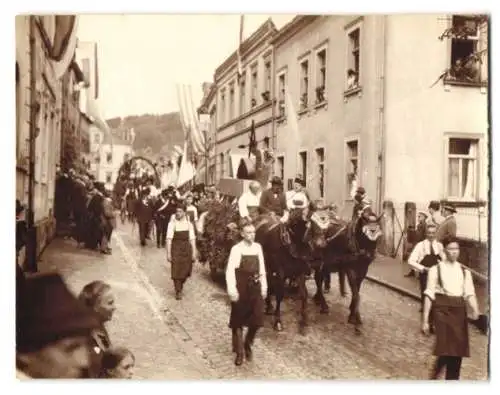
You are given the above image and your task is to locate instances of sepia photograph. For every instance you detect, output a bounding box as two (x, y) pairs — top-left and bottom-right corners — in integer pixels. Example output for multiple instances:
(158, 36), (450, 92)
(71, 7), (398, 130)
(12, 6), (491, 382)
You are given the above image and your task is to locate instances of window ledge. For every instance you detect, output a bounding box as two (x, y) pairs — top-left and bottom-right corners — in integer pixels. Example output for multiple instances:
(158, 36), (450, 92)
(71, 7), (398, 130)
(443, 78), (488, 88)
(314, 101), (328, 110)
(344, 86), (362, 98)
(297, 108), (309, 116)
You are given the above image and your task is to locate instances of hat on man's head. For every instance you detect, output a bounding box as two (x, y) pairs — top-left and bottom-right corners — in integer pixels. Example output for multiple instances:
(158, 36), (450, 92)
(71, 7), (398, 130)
(356, 187), (366, 195)
(294, 177), (305, 187)
(270, 176), (283, 186)
(417, 210), (428, 218)
(442, 204), (457, 214)
(16, 272), (100, 353)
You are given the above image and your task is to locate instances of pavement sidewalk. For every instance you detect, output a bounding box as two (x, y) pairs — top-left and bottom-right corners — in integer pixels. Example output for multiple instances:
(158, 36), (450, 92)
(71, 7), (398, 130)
(37, 236), (215, 380)
(368, 254), (489, 314)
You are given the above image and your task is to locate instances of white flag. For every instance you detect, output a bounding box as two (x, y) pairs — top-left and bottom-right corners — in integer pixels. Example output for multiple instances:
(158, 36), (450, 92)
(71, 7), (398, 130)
(284, 90), (301, 176)
(176, 140), (196, 187)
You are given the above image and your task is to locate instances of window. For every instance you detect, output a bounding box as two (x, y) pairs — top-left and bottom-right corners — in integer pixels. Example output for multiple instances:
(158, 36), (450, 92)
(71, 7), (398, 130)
(229, 82), (235, 120)
(346, 140), (359, 197)
(276, 155), (284, 181)
(299, 60), (309, 110)
(106, 152), (112, 164)
(299, 151), (307, 187)
(106, 172), (112, 184)
(250, 65), (258, 108)
(447, 137), (479, 199)
(347, 28), (360, 89)
(316, 49), (327, 104)
(263, 59), (272, 97)
(219, 152), (225, 178)
(239, 73), (246, 115)
(277, 72), (286, 118)
(447, 15), (486, 83)
(315, 148), (325, 198)
(219, 89), (226, 124)
(94, 133), (100, 144)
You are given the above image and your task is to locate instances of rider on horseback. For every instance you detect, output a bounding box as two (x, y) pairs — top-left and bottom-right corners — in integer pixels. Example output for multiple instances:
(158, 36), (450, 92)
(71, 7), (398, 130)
(257, 176), (289, 228)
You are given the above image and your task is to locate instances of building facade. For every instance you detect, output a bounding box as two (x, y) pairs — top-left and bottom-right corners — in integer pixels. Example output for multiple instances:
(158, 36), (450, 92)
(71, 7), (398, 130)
(206, 14), (489, 248)
(197, 82), (217, 185)
(213, 19), (277, 181)
(16, 15), (79, 261)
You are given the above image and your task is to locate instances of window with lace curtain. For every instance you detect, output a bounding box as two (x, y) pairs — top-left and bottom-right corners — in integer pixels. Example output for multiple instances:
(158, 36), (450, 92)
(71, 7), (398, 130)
(447, 137), (479, 200)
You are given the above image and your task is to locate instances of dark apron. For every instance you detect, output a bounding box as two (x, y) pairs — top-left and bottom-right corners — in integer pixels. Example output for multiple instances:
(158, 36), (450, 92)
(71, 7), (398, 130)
(171, 229), (193, 280)
(433, 264), (470, 357)
(229, 255), (264, 329)
(247, 206), (259, 222)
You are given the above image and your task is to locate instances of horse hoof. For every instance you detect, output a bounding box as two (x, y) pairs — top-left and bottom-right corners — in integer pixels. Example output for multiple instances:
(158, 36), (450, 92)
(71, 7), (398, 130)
(274, 322), (283, 331)
(320, 307), (329, 315)
(354, 327), (362, 336)
(348, 315), (356, 325)
(324, 288), (330, 294)
(299, 325), (307, 336)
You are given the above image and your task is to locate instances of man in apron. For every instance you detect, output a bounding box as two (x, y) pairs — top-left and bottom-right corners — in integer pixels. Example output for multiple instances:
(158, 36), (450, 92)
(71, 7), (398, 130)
(238, 181), (262, 223)
(408, 223), (444, 314)
(422, 237), (481, 380)
(225, 222), (267, 366)
(166, 202), (197, 300)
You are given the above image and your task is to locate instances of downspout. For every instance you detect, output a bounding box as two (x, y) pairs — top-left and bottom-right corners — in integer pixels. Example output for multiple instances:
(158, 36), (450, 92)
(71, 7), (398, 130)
(270, 40), (276, 177)
(27, 15), (38, 272)
(377, 16), (388, 214)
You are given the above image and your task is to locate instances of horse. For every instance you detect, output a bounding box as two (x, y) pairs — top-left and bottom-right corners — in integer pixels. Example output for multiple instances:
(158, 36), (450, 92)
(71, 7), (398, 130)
(312, 209), (383, 335)
(254, 207), (331, 335)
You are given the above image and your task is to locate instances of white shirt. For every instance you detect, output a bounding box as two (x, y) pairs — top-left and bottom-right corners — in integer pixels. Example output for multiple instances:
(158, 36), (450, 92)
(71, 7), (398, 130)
(238, 191), (262, 218)
(225, 240), (267, 298)
(424, 260), (475, 301)
(426, 212), (444, 226)
(285, 190), (309, 210)
(166, 217), (195, 241)
(408, 239), (445, 272)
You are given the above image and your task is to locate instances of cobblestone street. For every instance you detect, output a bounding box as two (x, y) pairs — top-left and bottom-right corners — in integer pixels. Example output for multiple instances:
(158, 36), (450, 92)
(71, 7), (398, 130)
(79, 222), (488, 380)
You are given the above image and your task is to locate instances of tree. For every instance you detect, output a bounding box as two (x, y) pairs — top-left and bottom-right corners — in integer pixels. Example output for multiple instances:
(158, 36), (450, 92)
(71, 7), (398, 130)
(432, 14), (489, 87)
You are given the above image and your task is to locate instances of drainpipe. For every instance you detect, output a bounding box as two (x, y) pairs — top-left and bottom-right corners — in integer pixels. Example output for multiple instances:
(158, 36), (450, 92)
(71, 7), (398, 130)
(376, 16), (388, 214)
(270, 42), (276, 176)
(27, 15), (38, 272)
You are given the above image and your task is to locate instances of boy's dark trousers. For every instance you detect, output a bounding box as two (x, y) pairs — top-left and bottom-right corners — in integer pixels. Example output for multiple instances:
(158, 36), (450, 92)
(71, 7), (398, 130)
(155, 217), (167, 247)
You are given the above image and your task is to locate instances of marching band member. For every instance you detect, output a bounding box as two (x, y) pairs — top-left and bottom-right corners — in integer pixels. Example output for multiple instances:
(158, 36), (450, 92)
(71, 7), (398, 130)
(225, 221), (267, 366)
(238, 181), (262, 223)
(166, 202), (197, 300)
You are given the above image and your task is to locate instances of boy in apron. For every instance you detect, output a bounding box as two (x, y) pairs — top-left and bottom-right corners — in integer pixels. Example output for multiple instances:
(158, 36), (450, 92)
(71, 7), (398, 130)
(184, 194), (199, 224)
(422, 237), (481, 380)
(166, 202), (197, 300)
(225, 222), (268, 366)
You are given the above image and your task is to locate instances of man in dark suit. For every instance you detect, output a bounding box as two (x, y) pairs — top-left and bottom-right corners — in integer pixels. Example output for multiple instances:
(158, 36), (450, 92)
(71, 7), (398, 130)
(136, 188), (154, 246)
(153, 189), (174, 248)
(436, 204), (457, 243)
(258, 176), (289, 224)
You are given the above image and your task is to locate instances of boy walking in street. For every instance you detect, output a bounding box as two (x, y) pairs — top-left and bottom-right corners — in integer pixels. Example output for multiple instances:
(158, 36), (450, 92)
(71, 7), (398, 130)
(225, 221), (267, 366)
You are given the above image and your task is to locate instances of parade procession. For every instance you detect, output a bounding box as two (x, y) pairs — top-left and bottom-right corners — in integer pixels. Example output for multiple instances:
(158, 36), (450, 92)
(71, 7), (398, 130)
(14, 13), (490, 381)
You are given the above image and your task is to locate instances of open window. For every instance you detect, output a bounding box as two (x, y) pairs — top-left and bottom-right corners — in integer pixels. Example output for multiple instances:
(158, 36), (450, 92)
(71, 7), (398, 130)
(315, 48), (327, 104)
(446, 137), (479, 200)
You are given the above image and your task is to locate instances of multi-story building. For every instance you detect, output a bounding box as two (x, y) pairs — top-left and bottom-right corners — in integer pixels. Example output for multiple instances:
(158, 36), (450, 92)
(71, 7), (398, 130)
(90, 120), (135, 190)
(271, 14), (488, 250)
(60, 60), (87, 171)
(16, 15), (79, 264)
(206, 14), (489, 254)
(213, 19), (277, 181)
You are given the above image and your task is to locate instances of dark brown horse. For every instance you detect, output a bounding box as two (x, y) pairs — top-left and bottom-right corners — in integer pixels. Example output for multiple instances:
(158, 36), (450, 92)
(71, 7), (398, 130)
(255, 208), (330, 335)
(313, 211), (383, 335)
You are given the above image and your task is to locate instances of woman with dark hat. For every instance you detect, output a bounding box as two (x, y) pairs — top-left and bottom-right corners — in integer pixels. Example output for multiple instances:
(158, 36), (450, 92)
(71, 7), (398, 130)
(285, 176), (309, 221)
(166, 202), (197, 300)
(422, 237), (480, 380)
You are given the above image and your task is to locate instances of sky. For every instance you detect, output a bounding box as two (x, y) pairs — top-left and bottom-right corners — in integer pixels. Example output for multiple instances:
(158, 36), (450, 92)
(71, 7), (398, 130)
(77, 14), (295, 120)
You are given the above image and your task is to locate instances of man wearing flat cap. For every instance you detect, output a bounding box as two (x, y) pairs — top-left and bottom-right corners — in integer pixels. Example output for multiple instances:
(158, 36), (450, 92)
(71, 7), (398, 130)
(16, 273), (101, 379)
(258, 176), (289, 224)
(435, 204), (457, 244)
